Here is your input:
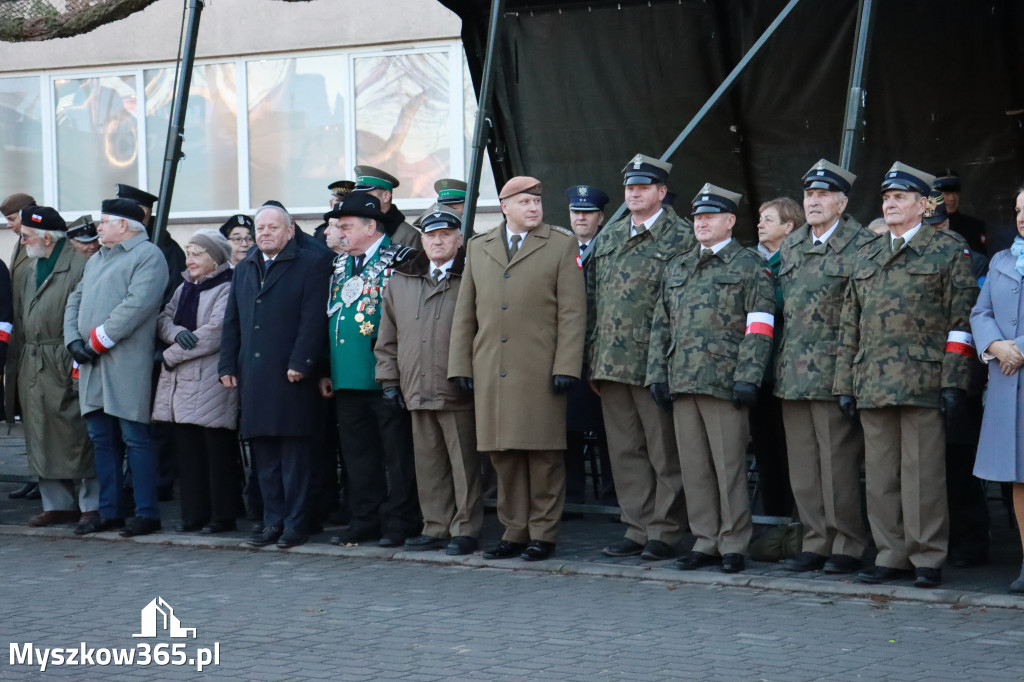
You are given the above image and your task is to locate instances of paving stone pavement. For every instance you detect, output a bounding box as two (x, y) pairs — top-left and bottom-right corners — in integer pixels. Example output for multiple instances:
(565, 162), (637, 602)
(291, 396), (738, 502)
(1, 535), (1023, 681)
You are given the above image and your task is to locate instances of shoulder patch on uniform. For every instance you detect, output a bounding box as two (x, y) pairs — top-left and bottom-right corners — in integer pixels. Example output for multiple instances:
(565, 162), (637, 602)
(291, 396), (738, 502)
(550, 225), (575, 238)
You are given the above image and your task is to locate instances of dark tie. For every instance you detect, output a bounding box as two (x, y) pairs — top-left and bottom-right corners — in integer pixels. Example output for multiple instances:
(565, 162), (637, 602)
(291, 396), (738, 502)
(698, 248), (714, 266)
(432, 268), (443, 283)
(892, 236), (905, 254)
(353, 254), (365, 275)
(509, 234), (521, 260)
(260, 257), (270, 275)
(813, 239), (822, 247)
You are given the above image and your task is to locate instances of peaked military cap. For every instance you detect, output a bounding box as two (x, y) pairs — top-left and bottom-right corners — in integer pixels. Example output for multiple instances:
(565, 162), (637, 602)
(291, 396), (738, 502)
(499, 176), (543, 200)
(802, 159), (856, 193)
(880, 162), (935, 195)
(923, 190), (948, 225)
(932, 169), (961, 192)
(218, 213), (255, 239)
(325, 191), (386, 222)
(353, 165), (400, 192)
(691, 183), (742, 215)
(421, 207), (463, 233)
(101, 198), (146, 223)
(20, 205), (66, 232)
(621, 153), (672, 185)
(115, 183), (159, 208)
(564, 185), (609, 211)
(1, 193), (36, 217)
(67, 214), (99, 242)
(328, 180), (356, 198)
(434, 178), (468, 205)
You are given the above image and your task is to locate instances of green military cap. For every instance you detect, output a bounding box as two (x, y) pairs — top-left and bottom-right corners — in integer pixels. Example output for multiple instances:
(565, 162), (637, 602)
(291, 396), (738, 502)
(328, 180), (356, 198)
(622, 153), (672, 185)
(802, 159), (856, 193)
(67, 214), (99, 242)
(881, 162), (935, 195)
(434, 178), (467, 205)
(691, 183), (742, 215)
(353, 165), (400, 192)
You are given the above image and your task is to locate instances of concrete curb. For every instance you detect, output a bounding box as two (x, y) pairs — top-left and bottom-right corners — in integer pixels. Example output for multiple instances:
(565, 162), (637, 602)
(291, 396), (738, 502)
(3, 524), (1022, 610)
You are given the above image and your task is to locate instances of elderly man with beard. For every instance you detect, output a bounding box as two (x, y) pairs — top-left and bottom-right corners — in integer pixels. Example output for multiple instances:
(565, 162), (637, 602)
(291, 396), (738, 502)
(17, 206), (96, 529)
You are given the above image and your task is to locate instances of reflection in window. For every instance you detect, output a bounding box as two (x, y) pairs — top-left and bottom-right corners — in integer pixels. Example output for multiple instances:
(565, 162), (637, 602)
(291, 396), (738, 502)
(145, 63), (239, 212)
(55, 75), (138, 210)
(355, 52), (450, 200)
(247, 55), (347, 209)
(0, 77), (44, 200)
(463, 58), (497, 201)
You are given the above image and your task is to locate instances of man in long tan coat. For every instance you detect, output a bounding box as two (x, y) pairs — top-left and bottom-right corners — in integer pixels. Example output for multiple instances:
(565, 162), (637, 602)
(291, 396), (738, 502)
(449, 176), (585, 561)
(17, 206), (96, 530)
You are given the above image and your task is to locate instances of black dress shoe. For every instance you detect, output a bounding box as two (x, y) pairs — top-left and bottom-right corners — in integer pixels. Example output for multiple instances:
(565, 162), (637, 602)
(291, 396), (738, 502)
(175, 521), (206, 533)
(379, 533), (410, 548)
(446, 536), (478, 556)
(721, 553), (745, 573)
(521, 541), (555, 561)
(74, 515), (125, 535)
(482, 540), (527, 560)
(856, 565), (913, 584)
(674, 551), (721, 571)
(200, 520), (237, 535)
(120, 517), (162, 537)
(25, 485), (41, 500)
(641, 540), (678, 561)
(404, 534), (447, 551)
(783, 551), (828, 572)
(602, 538), (644, 557)
(914, 567), (942, 588)
(277, 529), (309, 549)
(952, 553), (988, 568)
(823, 554), (863, 574)
(8, 482), (37, 499)
(330, 527), (380, 546)
(248, 526), (283, 547)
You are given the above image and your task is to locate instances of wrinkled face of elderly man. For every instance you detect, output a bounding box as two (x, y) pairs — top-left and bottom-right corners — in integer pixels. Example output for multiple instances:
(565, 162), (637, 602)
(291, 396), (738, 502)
(421, 227), (463, 267)
(96, 214), (141, 246)
(335, 216), (380, 256)
(21, 226), (61, 260)
(254, 206), (294, 258)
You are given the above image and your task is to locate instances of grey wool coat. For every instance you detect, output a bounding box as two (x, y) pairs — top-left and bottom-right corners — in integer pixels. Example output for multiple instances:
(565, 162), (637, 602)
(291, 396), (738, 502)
(63, 232), (169, 424)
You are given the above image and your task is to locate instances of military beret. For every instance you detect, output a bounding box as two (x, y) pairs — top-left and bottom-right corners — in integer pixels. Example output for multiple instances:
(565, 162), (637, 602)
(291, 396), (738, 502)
(262, 199), (287, 211)
(802, 159), (856, 194)
(421, 207), (463, 233)
(622, 153), (672, 185)
(499, 176), (543, 200)
(218, 213), (255, 239)
(353, 165), (400, 192)
(434, 178), (468, 205)
(1, 193), (36, 217)
(101, 198), (146, 224)
(923, 190), (948, 225)
(67, 214), (99, 242)
(115, 183), (159, 208)
(691, 183), (742, 215)
(328, 180), (356, 198)
(564, 185), (609, 211)
(881, 162), (935, 195)
(933, 169), (961, 192)
(20, 206), (66, 232)
(325, 191), (386, 222)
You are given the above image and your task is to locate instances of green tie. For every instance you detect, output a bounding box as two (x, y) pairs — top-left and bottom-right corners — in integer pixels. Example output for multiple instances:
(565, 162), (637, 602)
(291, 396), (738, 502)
(698, 248), (714, 266)
(892, 236), (905, 254)
(509, 234), (521, 260)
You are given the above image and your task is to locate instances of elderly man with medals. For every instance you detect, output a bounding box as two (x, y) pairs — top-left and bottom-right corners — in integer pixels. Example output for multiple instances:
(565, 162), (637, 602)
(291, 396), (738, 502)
(319, 192), (421, 548)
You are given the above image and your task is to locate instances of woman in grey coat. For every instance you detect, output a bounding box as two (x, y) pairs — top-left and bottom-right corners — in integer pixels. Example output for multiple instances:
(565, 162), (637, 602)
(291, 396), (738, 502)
(153, 230), (241, 534)
(969, 186), (1024, 593)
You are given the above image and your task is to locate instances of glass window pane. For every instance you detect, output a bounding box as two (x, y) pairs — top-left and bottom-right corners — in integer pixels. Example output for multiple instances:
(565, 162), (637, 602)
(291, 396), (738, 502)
(247, 55), (347, 209)
(0, 77), (44, 200)
(54, 75), (138, 211)
(463, 58), (497, 201)
(145, 63), (239, 212)
(355, 52), (450, 200)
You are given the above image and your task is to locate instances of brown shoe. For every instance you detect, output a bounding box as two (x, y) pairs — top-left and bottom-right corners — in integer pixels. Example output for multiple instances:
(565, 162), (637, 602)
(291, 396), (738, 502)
(28, 510), (81, 527)
(77, 511), (99, 527)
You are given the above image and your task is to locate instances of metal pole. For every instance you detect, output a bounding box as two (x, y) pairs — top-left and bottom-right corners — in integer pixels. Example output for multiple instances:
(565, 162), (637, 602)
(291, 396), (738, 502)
(151, 0), (204, 247)
(462, 0), (505, 237)
(839, 0), (875, 170)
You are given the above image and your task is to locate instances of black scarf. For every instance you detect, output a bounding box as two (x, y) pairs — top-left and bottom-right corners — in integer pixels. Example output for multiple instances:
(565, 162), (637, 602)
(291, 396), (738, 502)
(172, 267), (233, 331)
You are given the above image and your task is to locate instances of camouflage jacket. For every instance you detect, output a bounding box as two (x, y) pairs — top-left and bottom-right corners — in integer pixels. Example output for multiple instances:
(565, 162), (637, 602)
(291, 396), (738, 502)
(647, 240), (776, 400)
(833, 226), (978, 408)
(586, 206), (695, 385)
(773, 217), (875, 400)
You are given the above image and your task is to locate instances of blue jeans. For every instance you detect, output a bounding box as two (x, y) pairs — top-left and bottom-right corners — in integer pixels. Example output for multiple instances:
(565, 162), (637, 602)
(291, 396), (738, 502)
(85, 412), (160, 520)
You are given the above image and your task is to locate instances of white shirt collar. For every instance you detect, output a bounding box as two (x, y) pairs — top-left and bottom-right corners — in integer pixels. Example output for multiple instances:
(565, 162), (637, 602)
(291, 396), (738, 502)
(359, 233), (386, 262)
(702, 237), (732, 255)
(891, 223), (923, 248)
(506, 226), (527, 249)
(430, 258), (455, 280)
(812, 219), (840, 245)
(630, 208), (664, 236)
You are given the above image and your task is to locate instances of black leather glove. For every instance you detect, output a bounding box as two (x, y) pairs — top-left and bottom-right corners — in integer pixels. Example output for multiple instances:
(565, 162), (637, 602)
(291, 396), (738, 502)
(552, 375), (578, 394)
(175, 330), (199, 350)
(649, 382), (673, 412)
(731, 381), (758, 409)
(838, 395), (858, 423)
(382, 386), (407, 412)
(939, 388), (967, 430)
(451, 377), (474, 394)
(67, 339), (97, 365)
(154, 348), (166, 364)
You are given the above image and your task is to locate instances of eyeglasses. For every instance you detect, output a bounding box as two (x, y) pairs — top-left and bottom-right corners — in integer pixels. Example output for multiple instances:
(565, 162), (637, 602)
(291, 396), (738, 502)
(229, 236), (254, 245)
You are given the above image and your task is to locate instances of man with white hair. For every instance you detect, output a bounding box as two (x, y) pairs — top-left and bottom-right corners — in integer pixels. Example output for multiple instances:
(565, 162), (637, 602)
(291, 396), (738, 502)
(64, 198), (168, 537)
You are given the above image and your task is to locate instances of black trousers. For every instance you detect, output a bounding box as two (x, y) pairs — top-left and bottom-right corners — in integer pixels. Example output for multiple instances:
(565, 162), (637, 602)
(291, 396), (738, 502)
(250, 435), (313, 533)
(749, 383), (793, 517)
(333, 389), (420, 535)
(172, 424), (243, 524)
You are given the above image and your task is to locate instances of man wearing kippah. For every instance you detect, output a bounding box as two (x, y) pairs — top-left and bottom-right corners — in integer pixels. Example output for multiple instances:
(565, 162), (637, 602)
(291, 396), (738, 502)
(353, 165), (422, 249)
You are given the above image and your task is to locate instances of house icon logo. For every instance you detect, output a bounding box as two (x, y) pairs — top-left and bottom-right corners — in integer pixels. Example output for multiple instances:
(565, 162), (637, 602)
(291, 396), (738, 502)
(132, 597), (197, 639)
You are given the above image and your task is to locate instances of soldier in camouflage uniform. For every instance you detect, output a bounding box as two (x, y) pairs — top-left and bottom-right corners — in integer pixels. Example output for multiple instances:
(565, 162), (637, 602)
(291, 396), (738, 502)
(648, 184), (775, 574)
(834, 162), (978, 588)
(774, 159), (874, 575)
(587, 154), (694, 561)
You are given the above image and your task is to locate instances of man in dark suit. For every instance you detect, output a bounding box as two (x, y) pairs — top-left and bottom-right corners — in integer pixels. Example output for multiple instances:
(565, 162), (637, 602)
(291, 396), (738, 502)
(219, 203), (333, 549)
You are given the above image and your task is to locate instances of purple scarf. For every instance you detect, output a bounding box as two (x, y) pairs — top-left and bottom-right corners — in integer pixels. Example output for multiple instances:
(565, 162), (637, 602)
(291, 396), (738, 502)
(172, 268), (233, 331)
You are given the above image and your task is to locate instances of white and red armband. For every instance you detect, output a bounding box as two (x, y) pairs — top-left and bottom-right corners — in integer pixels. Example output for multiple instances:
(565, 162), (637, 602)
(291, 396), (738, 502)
(88, 325), (116, 354)
(944, 331), (975, 357)
(0, 321), (11, 344)
(745, 312), (775, 339)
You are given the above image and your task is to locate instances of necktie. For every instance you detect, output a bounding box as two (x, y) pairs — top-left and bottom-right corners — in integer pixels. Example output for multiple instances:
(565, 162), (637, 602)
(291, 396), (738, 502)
(892, 237), (905, 254)
(432, 268), (443, 283)
(698, 248), (714, 265)
(260, 258), (270, 275)
(509, 234), (521, 260)
(813, 239), (822, 247)
(353, 254), (365, 275)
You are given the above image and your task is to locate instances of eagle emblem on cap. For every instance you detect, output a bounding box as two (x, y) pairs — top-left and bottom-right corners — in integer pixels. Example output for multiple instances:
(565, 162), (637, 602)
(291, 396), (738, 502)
(432, 212), (442, 219)
(632, 154), (644, 170)
(237, 216), (245, 225)
(579, 186), (588, 196)
(700, 183), (712, 194)
(814, 160), (826, 170)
